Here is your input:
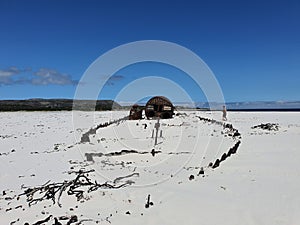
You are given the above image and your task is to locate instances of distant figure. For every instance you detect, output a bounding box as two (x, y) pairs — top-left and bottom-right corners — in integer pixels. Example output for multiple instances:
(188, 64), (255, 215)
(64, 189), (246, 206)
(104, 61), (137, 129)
(222, 105), (227, 121)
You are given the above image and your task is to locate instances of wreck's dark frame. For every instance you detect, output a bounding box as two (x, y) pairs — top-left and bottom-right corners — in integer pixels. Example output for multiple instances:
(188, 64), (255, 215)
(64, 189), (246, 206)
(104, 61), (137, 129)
(145, 96), (174, 119)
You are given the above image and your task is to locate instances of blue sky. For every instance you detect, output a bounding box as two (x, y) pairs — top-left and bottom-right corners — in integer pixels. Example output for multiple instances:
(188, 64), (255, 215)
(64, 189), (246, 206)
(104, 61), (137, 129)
(0, 0), (299, 103)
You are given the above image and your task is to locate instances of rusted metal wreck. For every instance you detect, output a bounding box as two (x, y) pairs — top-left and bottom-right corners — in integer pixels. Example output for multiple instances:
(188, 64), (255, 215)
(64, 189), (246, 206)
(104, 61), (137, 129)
(129, 104), (143, 120)
(145, 96), (174, 119)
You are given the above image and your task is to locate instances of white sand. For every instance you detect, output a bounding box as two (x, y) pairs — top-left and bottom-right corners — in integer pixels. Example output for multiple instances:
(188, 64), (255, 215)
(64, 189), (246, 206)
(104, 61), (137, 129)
(0, 111), (299, 224)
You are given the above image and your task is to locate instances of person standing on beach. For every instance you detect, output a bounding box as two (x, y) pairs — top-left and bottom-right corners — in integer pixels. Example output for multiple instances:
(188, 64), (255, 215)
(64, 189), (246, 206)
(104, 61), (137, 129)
(222, 105), (227, 121)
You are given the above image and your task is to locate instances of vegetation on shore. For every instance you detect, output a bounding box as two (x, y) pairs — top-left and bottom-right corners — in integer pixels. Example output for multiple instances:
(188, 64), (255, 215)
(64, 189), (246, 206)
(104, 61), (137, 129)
(0, 99), (121, 111)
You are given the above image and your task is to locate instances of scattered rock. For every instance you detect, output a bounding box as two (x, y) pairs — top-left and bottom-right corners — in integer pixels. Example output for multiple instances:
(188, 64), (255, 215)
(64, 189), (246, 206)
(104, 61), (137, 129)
(5, 196), (14, 201)
(189, 175), (195, 180)
(198, 167), (204, 176)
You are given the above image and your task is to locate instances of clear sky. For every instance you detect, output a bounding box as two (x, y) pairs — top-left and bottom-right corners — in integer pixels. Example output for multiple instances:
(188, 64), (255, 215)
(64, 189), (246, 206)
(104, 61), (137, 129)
(0, 0), (299, 103)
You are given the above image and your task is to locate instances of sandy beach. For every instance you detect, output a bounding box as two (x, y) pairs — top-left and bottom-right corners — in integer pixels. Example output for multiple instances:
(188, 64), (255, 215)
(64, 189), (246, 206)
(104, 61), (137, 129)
(0, 110), (300, 225)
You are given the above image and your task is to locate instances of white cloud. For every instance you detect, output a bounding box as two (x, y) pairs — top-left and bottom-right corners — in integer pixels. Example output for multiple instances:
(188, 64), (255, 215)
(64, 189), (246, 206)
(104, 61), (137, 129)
(0, 66), (77, 86)
(32, 68), (78, 85)
(0, 66), (22, 77)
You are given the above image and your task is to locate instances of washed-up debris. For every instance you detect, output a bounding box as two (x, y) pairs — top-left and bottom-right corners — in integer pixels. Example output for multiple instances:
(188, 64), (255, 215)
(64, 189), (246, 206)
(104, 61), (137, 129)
(197, 115), (242, 171)
(151, 149), (161, 157)
(145, 194), (154, 208)
(0, 149), (16, 157)
(212, 140), (241, 169)
(197, 116), (241, 139)
(212, 159), (220, 169)
(66, 215), (78, 225)
(32, 215), (52, 225)
(220, 153), (227, 162)
(113, 173), (139, 184)
(85, 149), (149, 162)
(22, 215), (80, 225)
(80, 116), (128, 143)
(19, 170), (131, 207)
(251, 123), (279, 131)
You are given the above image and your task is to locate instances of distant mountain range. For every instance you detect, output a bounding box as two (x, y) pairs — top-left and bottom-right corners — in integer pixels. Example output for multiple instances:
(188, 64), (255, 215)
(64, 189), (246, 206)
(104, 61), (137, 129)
(0, 99), (299, 111)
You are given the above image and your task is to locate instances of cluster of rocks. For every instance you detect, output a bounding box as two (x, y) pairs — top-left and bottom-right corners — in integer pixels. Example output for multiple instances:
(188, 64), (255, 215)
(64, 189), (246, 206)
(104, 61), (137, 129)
(197, 116), (224, 126)
(223, 123), (241, 138)
(251, 123), (279, 131)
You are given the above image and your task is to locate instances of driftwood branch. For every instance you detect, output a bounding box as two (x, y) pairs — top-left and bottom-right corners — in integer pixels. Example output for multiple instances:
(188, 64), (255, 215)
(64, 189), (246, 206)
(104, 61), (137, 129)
(19, 170), (130, 207)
